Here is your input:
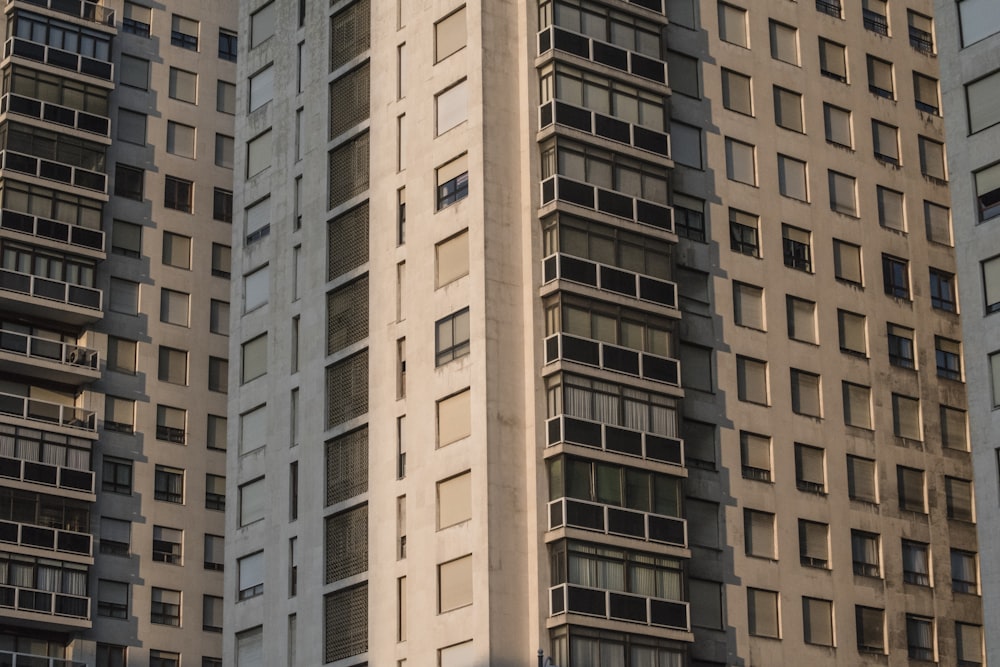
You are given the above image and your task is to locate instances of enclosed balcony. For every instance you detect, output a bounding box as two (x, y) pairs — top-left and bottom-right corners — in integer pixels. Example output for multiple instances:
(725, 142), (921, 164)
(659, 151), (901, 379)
(538, 26), (665, 84)
(545, 332), (680, 386)
(0, 392), (95, 433)
(0, 270), (101, 325)
(548, 497), (686, 547)
(541, 175), (672, 232)
(6, 0), (116, 27)
(0, 586), (89, 627)
(0, 456), (93, 496)
(2, 38), (111, 81)
(1, 93), (110, 139)
(546, 414), (683, 466)
(0, 149), (106, 194)
(0, 520), (91, 558)
(540, 100), (669, 158)
(549, 584), (689, 632)
(0, 650), (86, 667)
(0, 209), (104, 254)
(0, 329), (98, 385)
(543, 253), (677, 309)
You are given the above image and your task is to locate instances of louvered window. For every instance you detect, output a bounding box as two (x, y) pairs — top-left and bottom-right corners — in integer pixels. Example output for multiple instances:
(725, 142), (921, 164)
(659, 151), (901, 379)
(328, 203), (369, 280)
(330, 63), (370, 139)
(329, 132), (370, 209)
(326, 350), (369, 427)
(330, 0), (370, 72)
(327, 275), (369, 354)
(326, 504), (368, 582)
(325, 584), (368, 662)
(326, 427), (368, 506)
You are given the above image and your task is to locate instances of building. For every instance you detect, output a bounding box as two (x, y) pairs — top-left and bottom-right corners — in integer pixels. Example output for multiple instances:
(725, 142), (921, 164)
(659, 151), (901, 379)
(934, 1), (1000, 664)
(0, 0), (235, 665)
(228, 0), (983, 666)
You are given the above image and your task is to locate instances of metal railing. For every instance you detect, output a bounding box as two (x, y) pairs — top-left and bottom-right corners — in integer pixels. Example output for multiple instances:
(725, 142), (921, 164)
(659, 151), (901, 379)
(0, 650), (86, 667)
(0, 268), (102, 312)
(538, 26), (666, 85)
(545, 415), (684, 467)
(0, 519), (92, 556)
(0, 329), (98, 369)
(3, 37), (112, 80)
(816, 0), (841, 17)
(542, 252), (677, 309)
(862, 10), (888, 35)
(539, 100), (670, 158)
(909, 27), (933, 53)
(540, 175), (674, 232)
(0, 584), (90, 620)
(6, 0), (115, 26)
(548, 497), (686, 547)
(0, 209), (104, 251)
(0, 149), (107, 193)
(0, 391), (96, 431)
(0, 455), (94, 493)
(544, 332), (680, 387)
(549, 583), (690, 631)
(1, 93), (111, 137)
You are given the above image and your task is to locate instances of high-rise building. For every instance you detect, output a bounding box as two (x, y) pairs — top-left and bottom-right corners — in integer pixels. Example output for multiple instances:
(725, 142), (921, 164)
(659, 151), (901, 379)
(229, 1), (983, 666)
(934, 1), (1000, 664)
(0, 0), (235, 664)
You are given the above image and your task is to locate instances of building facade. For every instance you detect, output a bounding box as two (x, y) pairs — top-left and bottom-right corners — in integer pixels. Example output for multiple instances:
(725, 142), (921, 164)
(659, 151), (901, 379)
(229, 0), (984, 666)
(0, 0), (235, 664)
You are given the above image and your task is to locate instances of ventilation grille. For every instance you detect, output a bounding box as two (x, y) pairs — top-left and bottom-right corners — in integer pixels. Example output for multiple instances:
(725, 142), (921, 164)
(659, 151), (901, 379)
(330, 0), (370, 72)
(325, 583), (368, 662)
(329, 132), (370, 210)
(327, 275), (369, 355)
(326, 504), (368, 583)
(326, 426), (368, 506)
(326, 350), (369, 428)
(328, 202), (369, 280)
(330, 62), (371, 140)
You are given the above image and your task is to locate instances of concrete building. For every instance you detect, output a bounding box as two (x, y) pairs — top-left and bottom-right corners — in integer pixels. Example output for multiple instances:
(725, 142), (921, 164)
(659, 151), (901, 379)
(934, 1), (1000, 664)
(0, 0), (235, 664)
(228, 0), (983, 666)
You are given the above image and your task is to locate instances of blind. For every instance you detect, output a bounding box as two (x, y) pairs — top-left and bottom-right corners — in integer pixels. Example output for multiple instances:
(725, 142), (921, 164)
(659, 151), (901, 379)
(899, 467), (924, 510)
(868, 57), (892, 91)
(741, 433), (770, 470)
(169, 68), (196, 102)
(124, 2), (150, 21)
(804, 598), (833, 646)
(438, 472), (472, 528)
(719, 3), (747, 46)
(207, 415), (227, 449)
(829, 171), (856, 215)
(117, 109), (146, 143)
(914, 73), (939, 109)
(251, 2), (276, 47)
(969, 71), (1000, 133)
(167, 122), (195, 158)
(824, 104), (851, 146)
(100, 579), (127, 604)
(240, 479), (266, 525)
(157, 405), (184, 430)
(745, 510), (773, 557)
(959, 0), (1000, 46)
(788, 298), (816, 344)
(440, 641), (475, 667)
(878, 187), (905, 230)
(947, 478), (973, 519)
(834, 241), (862, 282)
(247, 130), (272, 178)
(435, 7), (467, 62)
(204, 534), (224, 563)
(726, 139), (755, 185)
(848, 456), (876, 501)
(439, 555), (472, 611)
(172, 15), (197, 35)
(924, 201), (951, 244)
(738, 357), (767, 404)
(839, 311), (866, 353)
(769, 21), (797, 64)
(438, 389), (471, 446)
(778, 155), (806, 200)
(212, 244), (231, 274)
(893, 394), (920, 439)
(820, 39), (845, 78)
(160, 289), (188, 326)
(240, 404), (266, 453)
(734, 283), (763, 329)
(162, 232), (190, 267)
(119, 55), (148, 89)
(844, 383), (871, 427)
(101, 517), (129, 543)
(920, 138), (946, 179)
(245, 198), (270, 237)
(242, 335), (267, 383)
(244, 266), (269, 312)
(873, 122), (898, 160)
(249, 66), (274, 112)
(436, 231), (469, 287)
(105, 396), (133, 424)
(237, 627), (263, 667)
(436, 79), (468, 135)
(800, 521), (827, 559)
(109, 278), (137, 313)
(438, 153), (468, 186)
(774, 88), (802, 131)
(796, 445), (824, 484)
(749, 589), (777, 636)
(722, 70), (751, 114)
(238, 552), (264, 590)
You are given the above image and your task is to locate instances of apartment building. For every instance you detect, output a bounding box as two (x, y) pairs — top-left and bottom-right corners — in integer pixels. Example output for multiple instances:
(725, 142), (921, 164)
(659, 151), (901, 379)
(934, 0), (1000, 664)
(228, 0), (983, 666)
(0, 0), (235, 664)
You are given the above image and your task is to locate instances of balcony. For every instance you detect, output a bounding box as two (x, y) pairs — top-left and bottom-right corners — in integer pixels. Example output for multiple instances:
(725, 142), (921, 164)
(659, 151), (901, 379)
(0, 392), (95, 433)
(544, 333), (680, 387)
(909, 26), (933, 54)
(541, 175), (673, 232)
(816, 0), (841, 17)
(538, 26), (666, 85)
(0, 584), (89, 624)
(0, 456), (94, 494)
(0, 519), (91, 558)
(548, 497), (686, 547)
(0, 149), (107, 193)
(6, 0), (116, 27)
(0, 209), (104, 253)
(0, 329), (98, 385)
(546, 415), (683, 466)
(549, 583), (690, 632)
(863, 10), (888, 35)
(1, 93), (110, 138)
(3, 37), (112, 82)
(0, 269), (102, 325)
(542, 253), (677, 310)
(0, 650), (86, 667)
(539, 101), (669, 158)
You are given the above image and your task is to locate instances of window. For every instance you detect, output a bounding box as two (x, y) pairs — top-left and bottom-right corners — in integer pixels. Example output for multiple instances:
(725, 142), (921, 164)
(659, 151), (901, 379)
(244, 265), (269, 312)
(729, 209), (759, 256)
(968, 71), (1000, 136)
(799, 519), (829, 568)
(205, 534), (225, 571)
(946, 477), (974, 521)
(123, 2), (151, 36)
(240, 405), (267, 455)
(212, 243), (231, 279)
(867, 55), (894, 98)
(251, 2), (276, 47)
(877, 186), (905, 231)
(872, 121), (899, 164)
(160, 289), (190, 327)
(242, 334), (268, 383)
(930, 269), (956, 312)
(819, 38), (846, 81)
(208, 356), (228, 393)
(435, 308), (470, 366)
(201, 595), (223, 633)
(245, 197), (270, 243)
(907, 616), (935, 661)
(217, 81), (236, 116)
(437, 471), (472, 528)
(668, 51), (700, 98)
(215, 29), (238, 62)
(112, 220), (141, 258)
(162, 231), (190, 269)
(166, 121), (195, 159)
(168, 67), (197, 103)
(436, 79), (468, 135)
(914, 72), (940, 114)
(114, 164), (143, 201)
(102, 456), (133, 494)
(892, 393), (921, 439)
(802, 597), (833, 647)
(838, 310), (866, 355)
(843, 382), (871, 428)
(670, 121), (703, 169)
(936, 336), (962, 380)
(791, 369), (821, 417)
(952, 550), (978, 594)
(747, 588), (779, 638)
(737, 356), (768, 404)
(117, 108), (146, 145)
(105, 336), (137, 376)
(435, 6), (467, 62)
(725, 138), (756, 185)
(164, 176), (193, 213)
(782, 226), (811, 272)
(100, 517), (130, 556)
(238, 551), (264, 600)
(897, 466), (926, 513)
(437, 154), (468, 209)
(237, 627), (264, 666)
(941, 406), (968, 450)
(816, 0), (841, 17)
(774, 155), (808, 202)
(956, 623), (984, 665)
(925, 201), (951, 245)
(888, 323), (915, 368)
(439, 554), (473, 612)
(848, 455), (877, 503)
(744, 509), (775, 558)
(787, 296), (817, 343)
(882, 254), (910, 299)
(437, 389), (471, 447)
(436, 231), (469, 287)
(833, 239), (862, 284)
(104, 396), (135, 434)
(96, 579), (128, 619)
(795, 444), (825, 493)
(829, 170), (857, 215)
(902, 540), (930, 585)
(690, 579), (723, 629)
(150, 650), (179, 667)
(718, 2), (748, 47)
(249, 66), (274, 112)
(919, 136), (946, 181)
(721, 69), (752, 115)
(239, 477), (266, 525)
(97, 644), (127, 667)
(774, 88), (803, 132)
(740, 431), (771, 481)
(215, 134), (234, 168)
(680, 344), (713, 393)
(120, 54), (150, 89)
(673, 193), (705, 241)
(205, 474), (226, 511)
(733, 282), (764, 330)
(770, 20), (798, 64)
(852, 530), (880, 576)
(214, 188), (233, 222)
(687, 500), (720, 548)
(156, 404), (186, 442)
(960, 0), (1000, 46)
(975, 163), (1000, 221)
(152, 525), (182, 564)
(170, 14), (198, 49)
(862, 0), (888, 33)
(154, 465), (184, 504)
(150, 587), (180, 625)
(247, 130), (273, 178)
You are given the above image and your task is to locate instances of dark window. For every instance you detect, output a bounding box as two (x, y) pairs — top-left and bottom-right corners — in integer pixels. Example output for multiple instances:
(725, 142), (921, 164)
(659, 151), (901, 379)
(782, 225), (811, 271)
(935, 336), (962, 381)
(114, 164), (143, 200)
(213, 188), (233, 222)
(164, 176), (193, 213)
(152, 526), (182, 564)
(170, 15), (198, 50)
(675, 197), (706, 242)
(930, 269), (956, 311)
(154, 465), (184, 503)
(435, 308), (470, 366)
(888, 324), (915, 368)
(218, 29), (238, 61)
(816, 0), (841, 18)
(852, 530), (881, 577)
(150, 588), (180, 626)
(882, 255), (910, 299)
(437, 171), (468, 209)
(730, 213), (759, 257)
(102, 457), (132, 494)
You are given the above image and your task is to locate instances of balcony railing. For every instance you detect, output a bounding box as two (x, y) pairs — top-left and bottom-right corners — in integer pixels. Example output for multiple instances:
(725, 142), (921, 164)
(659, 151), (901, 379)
(816, 0), (841, 17)
(544, 333), (680, 387)
(542, 253), (677, 309)
(862, 10), (888, 35)
(548, 497), (686, 547)
(0, 519), (92, 557)
(0, 269), (102, 312)
(155, 425), (185, 444)
(541, 175), (674, 232)
(538, 26), (666, 85)
(0, 329), (98, 369)
(0, 456), (94, 493)
(0, 650), (86, 667)
(545, 415), (683, 467)
(6, 0), (116, 26)
(0, 209), (104, 251)
(0, 149), (107, 193)
(0, 584), (89, 620)
(3, 37), (112, 80)
(909, 27), (933, 53)
(1, 93), (110, 137)
(0, 392), (96, 432)
(539, 100), (669, 158)
(549, 583), (689, 632)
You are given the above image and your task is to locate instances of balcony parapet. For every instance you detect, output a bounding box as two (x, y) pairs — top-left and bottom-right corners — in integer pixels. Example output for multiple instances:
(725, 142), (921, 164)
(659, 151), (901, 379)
(542, 253), (677, 310)
(3, 37), (112, 82)
(0, 149), (107, 193)
(540, 100), (669, 158)
(6, 0), (115, 27)
(538, 26), (666, 85)
(549, 583), (689, 632)
(0, 650), (86, 667)
(541, 175), (673, 232)
(544, 332), (680, 387)
(545, 415), (683, 467)
(0, 209), (104, 253)
(548, 497), (686, 547)
(0, 391), (95, 432)
(1, 93), (110, 138)
(0, 584), (89, 621)
(0, 268), (101, 313)
(0, 456), (94, 495)
(0, 519), (92, 557)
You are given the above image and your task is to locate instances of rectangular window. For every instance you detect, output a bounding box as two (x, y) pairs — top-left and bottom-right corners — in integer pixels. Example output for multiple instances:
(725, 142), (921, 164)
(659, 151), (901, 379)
(212, 243), (231, 279)
(935, 336), (962, 380)
(906, 615), (935, 661)
(239, 551), (264, 600)
(151, 587), (180, 625)
(919, 136), (946, 181)
(769, 20), (798, 64)
(107, 336), (137, 375)
(952, 550), (979, 594)
(977, 161), (1000, 226)
(914, 72), (940, 114)
(207, 414), (227, 451)
(160, 289), (190, 327)
(718, 2), (748, 47)
(744, 509), (775, 558)
(100, 517), (130, 556)
(819, 38), (847, 82)
(829, 170), (857, 215)
(892, 393), (921, 440)
(438, 389), (471, 446)
(843, 382), (871, 428)
(737, 356), (768, 404)
(877, 186), (905, 231)
(803, 598), (833, 646)
(436, 230), (470, 287)
(833, 239), (862, 284)
(872, 121), (899, 164)
(725, 137), (756, 185)
(98, 579), (128, 618)
(946, 477), (974, 521)
(838, 309), (866, 355)
(112, 220), (142, 258)
(117, 108), (147, 145)
(882, 254), (910, 299)
(439, 554), (473, 612)
(203, 595), (223, 633)
(852, 530), (880, 576)
(245, 197), (271, 244)
(799, 519), (829, 568)
(930, 269), (956, 311)
(898, 466), (926, 513)
(242, 334), (268, 383)
(150, 651), (178, 667)
(957, 623), (984, 665)
(733, 282), (764, 330)
(729, 209), (759, 256)
(247, 130), (273, 178)
(437, 154), (468, 209)
(671, 121), (703, 169)
(867, 55), (894, 98)
(214, 188), (233, 222)
(748, 588), (779, 638)
(155, 404), (186, 442)
(114, 164), (144, 201)
(240, 477), (266, 525)
(924, 200), (951, 245)
(673, 193), (705, 241)
(795, 443), (825, 493)
(435, 6), (467, 63)
(104, 396), (135, 433)
(102, 456), (133, 494)
(782, 225), (812, 272)
(787, 296), (816, 343)
(209, 357), (228, 393)
(941, 406), (968, 451)
(206, 474), (226, 511)
(251, 2), (276, 47)
(436, 79), (468, 135)
(244, 265), (269, 312)
(215, 134), (234, 168)
(982, 256), (1000, 314)
(908, 10), (934, 52)
(166, 121), (195, 158)
(170, 14), (198, 50)
(668, 51), (700, 98)
(218, 29), (237, 61)
(249, 66), (274, 112)
(790, 369), (821, 416)
(154, 465), (184, 504)
(152, 525), (182, 564)
(123, 2), (151, 36)
(168, 67), (197, 103)
(721, 69), (752, 115)
(205, 534), (225, 571)
(740, 431), (771, 481)
(162, 231), (191, 269)
(435, 308), (470, 366)
(164, 176), (193, 213)
(902, 540), (930, 585)
(437, 471), (472, 528)
(774, 87), (803, 132)
(888, 323), (915, 368)
(778, 154), (807, 201)
(848, 455), (877, 503)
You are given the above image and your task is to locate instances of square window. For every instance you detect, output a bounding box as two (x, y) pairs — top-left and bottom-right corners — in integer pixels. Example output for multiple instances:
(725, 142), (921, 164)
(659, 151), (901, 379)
(930, 269), (956, 312)
(872, 121), (899, 164)
(164, 176), (193, 213)
(171, 14), (198, 50)
(114, 164), (144, 201)
(914, 72), (940, 114)
(957, 623), (984, 665)
(166, 121), (195, 158)
(725, 137), (756, 185)
(437, 154), (469, 209)
(154, 465), (184, 504)
(747, 588), (779, 638)
(160, 289), (190, 327)
(668, 51), (700, 98)
(833, 239), (862, 284)
(120, 54), (150, 89)
(877, 186), (905, 231)
(733, 282), (764, 330)
(102, 457), (132, 496)
(740, 431), (771, 481)
(892, 393), (921, 439)
(786, 296), (816, 343)
(882, 254), (910, 299)
(774, 87), (803, 132)
(935, 336), (962, 380)
(902, 540), (930, 585)
(843, 382), (871, 428)
(150, 587), (180, 625)
(847, 455), (877, 503)
(857, 606), (885, 653)
(219, 29), (238, 61)
(975, 162), (1000, 221)
(437, 471), (472, 528)
(829, 170), (857, 215)
(435, 308), (470, 366)
(838, 309), (866, 356)
(906, 615), (935, 661)
(799, 519), (829, 568)
(168, 67), (197, 103)
(824, 103), (852, 147)
(819, 38), (847, 81)
(98, 579), (128, 618)
(736, 355), (768, 404)
(790, 369), (821, 417)
(242, 334), (268, 383)
(435, 6), (467, 63)
(946, 477), (974, 521)
(941, 405), (968, 450)
(112, 220), (142, 258)
(782, 225), (811, 272)
(217, 81), (236, 115)
(718, 2), (748, 47)
(952, 550), (979, 594)
(852, 530), (881, 577)
(721, 69), (752, 115)
(436, 79), (468, 135)
(897, 465), (926, 513)
(107, 336), (137, 375)
(156, 404), (186, 442)
(162, 231), (191, 269)
(888, 323), (915, 368)
(109, 277), (139, 315)
(214, 188), (233, 222)
(795, 444), (825, 493)
(104, 397), (135, 434)
(99, 516), (130, 557)
(919, 136), (947, 181)
(122, 2), (151, 36)
(769, 20), (798, 64)
(744, 508), (775, 558)
(670, 121), (703, 168)
(152, 525), (182, 564)
(729, 209), (759, 256)
(117, 108), (147, 145)
(867, 55), (894, 98)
